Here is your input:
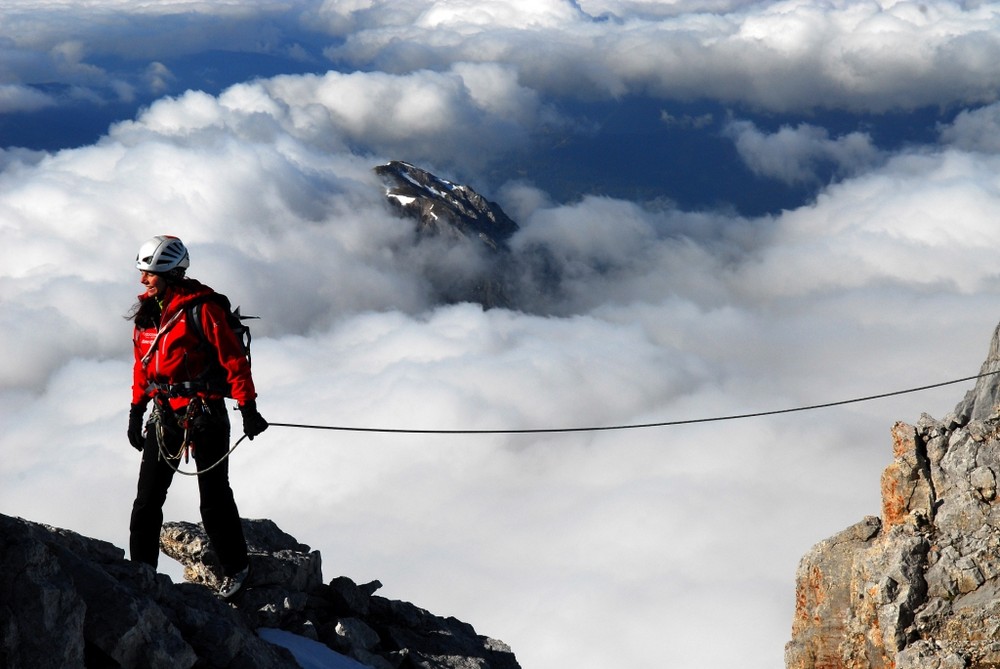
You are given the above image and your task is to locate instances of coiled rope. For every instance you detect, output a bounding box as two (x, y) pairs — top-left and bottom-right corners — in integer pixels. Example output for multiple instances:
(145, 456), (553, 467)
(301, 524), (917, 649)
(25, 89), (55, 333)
(157, 433), (248, 477)
(161, 369), (998, 476)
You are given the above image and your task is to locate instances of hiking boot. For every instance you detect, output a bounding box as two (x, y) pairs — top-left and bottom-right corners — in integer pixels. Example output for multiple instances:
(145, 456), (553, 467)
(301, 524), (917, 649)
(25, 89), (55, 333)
(218, 566), (249, 600)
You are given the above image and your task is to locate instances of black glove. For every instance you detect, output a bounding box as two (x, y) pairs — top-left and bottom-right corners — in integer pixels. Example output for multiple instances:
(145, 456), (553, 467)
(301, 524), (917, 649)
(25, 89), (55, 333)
(128, 402), (147, 451)
(239, 400), (268, 440)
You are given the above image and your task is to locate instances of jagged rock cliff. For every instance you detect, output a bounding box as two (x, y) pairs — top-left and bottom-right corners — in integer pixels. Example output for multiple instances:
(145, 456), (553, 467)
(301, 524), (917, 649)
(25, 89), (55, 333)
(786, 322), (1000, 669)
(0, 514), (520, 669)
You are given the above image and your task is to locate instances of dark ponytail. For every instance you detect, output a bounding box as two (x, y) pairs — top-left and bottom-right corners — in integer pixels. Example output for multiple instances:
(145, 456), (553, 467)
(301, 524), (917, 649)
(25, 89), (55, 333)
(126, 298), (161, 329)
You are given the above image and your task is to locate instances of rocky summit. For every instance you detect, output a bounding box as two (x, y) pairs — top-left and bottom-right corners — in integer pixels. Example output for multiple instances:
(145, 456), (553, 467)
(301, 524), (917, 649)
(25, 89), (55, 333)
(786, 321), (1000, 669)
(374, 161), (517, 310)
(374, 161), (518, 252)
(0, 514), (520, 669)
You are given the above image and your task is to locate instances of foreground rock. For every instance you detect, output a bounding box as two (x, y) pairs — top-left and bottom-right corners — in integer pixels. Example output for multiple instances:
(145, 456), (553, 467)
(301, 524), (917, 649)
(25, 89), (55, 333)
(786, 323), (1000, 668)
(0, 514), (520, 669)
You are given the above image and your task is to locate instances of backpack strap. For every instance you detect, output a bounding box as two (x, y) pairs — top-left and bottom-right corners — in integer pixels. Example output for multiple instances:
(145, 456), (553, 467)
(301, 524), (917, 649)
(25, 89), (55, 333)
(186, 293), (255, 366)
(139, 308), (184, 369)
(185, 293), (232, 348)
(187, 297), (209, 349)
(181, 295), (232, 397)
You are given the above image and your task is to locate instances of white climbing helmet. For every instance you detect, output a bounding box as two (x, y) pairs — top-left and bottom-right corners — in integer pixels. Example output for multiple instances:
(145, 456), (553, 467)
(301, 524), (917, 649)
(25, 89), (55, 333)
(136, 235), (190, 273)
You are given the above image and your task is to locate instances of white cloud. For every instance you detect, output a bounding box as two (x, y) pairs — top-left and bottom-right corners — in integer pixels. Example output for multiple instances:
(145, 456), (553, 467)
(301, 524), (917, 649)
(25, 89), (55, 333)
(264, 65), (552, 170)
(0, 83), (56, 113)
(106, 63), (557, 174)
(724, 118), (883, 184)
(576, 0), (764, 18)
(323, 0), (1000, 111)
(415, 0), (585, 28)
(939, 101), (1000, 154)
(661, 109), (714, 129)
(143, 61), (176, 95)
(734, 148), (1000, 297)
(3, 1), (1000, 118)
(0, 1), (316, 102)
(307, 0), (584, 35)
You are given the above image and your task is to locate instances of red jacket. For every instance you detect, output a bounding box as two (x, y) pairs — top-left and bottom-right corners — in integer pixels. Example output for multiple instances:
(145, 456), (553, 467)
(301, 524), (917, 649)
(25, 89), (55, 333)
(132, 279), (256, 409)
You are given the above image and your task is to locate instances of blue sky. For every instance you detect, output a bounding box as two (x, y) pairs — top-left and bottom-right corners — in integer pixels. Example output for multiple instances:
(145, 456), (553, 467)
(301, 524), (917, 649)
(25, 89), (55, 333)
(4, 2), (1000, 668)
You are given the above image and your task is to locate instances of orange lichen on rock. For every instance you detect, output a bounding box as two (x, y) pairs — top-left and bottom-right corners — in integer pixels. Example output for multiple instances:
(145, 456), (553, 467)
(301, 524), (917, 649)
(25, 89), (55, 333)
(880, 462), (907, 529)
(880, 422), (933, 530)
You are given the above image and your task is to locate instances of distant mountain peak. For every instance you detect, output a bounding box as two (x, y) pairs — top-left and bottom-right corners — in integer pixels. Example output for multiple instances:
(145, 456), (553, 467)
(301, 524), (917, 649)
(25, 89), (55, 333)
(374, 160), (517, 309)
(375, 160), (519, 251)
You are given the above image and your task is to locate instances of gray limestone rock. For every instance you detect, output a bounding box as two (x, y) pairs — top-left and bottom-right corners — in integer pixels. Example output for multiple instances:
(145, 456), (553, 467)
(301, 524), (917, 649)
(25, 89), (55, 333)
(953, 321), (1000, 424)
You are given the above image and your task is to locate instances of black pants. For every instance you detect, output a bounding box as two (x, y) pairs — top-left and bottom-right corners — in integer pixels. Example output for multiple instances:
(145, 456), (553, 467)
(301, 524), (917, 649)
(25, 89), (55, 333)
(129, 399), (249, 576)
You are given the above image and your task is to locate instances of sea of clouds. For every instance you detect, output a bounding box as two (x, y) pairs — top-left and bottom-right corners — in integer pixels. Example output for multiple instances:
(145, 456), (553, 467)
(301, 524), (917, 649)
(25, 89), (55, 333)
(4, 2), (1000, 668)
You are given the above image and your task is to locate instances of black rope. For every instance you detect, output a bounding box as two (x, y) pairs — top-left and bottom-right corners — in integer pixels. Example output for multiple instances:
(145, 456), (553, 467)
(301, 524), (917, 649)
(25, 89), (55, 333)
(267, 369), (999, 436)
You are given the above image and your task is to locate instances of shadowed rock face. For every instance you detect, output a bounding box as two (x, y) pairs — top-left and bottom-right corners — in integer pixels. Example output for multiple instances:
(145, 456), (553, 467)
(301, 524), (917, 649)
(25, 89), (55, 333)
(1, 514), (520, 669)
(0, 514), (294, 669)
(786, 323), (1000, 669)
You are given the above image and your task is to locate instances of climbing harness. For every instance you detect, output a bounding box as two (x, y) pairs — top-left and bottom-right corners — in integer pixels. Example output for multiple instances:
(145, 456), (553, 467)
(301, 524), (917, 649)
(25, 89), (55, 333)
(149, 397), (245, 477)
